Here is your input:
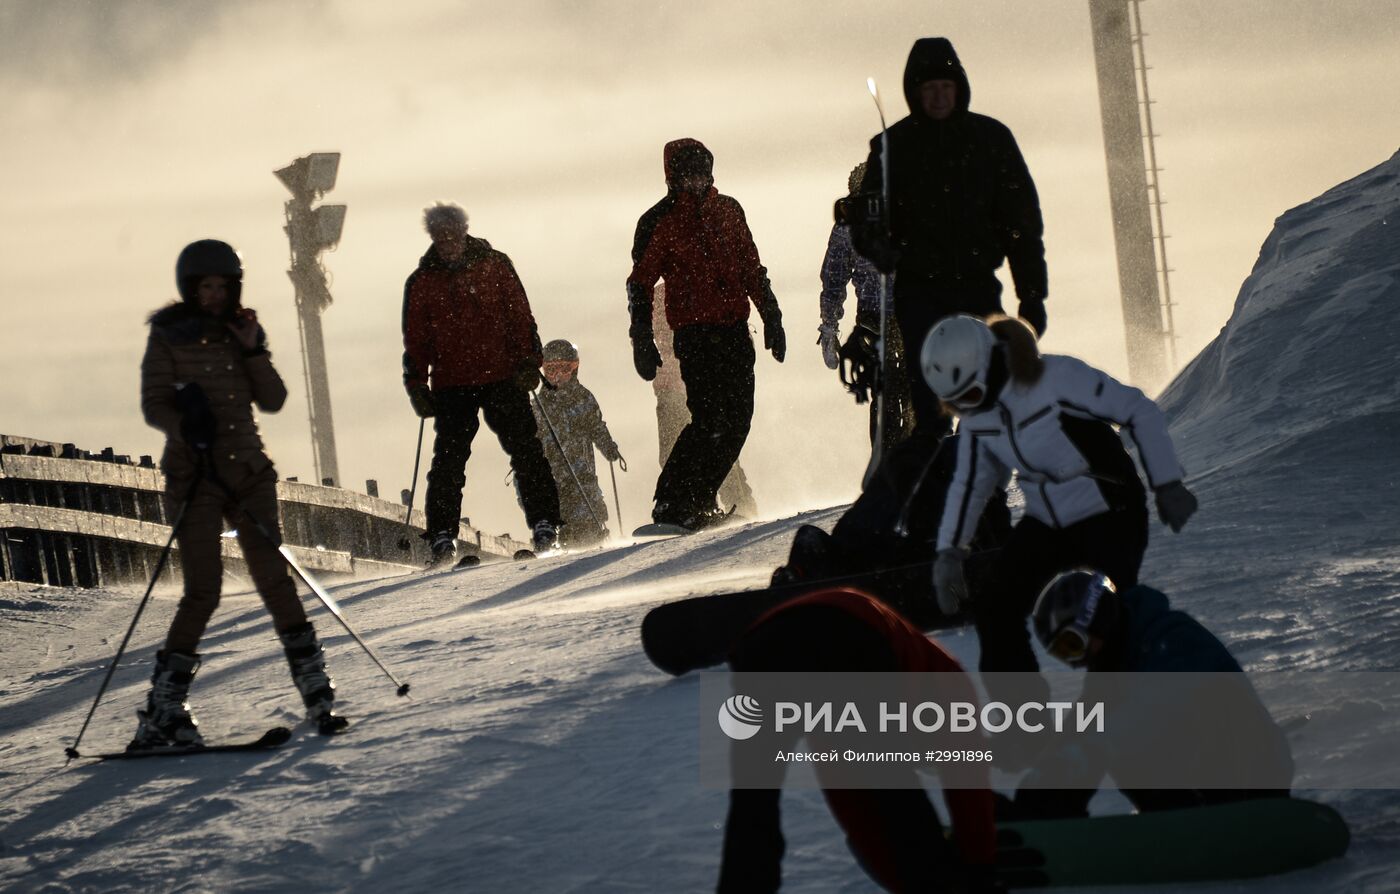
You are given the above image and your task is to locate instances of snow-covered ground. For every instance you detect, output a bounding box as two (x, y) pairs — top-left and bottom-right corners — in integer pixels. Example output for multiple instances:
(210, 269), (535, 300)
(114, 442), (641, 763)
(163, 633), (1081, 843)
(3, 153), (1398, 892)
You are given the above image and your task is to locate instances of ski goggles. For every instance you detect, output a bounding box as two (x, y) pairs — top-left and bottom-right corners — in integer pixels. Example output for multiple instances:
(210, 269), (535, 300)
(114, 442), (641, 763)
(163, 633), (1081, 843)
(542, 360), (579, 380)
(1045, 624), (1092, 666)
(945, 381), (987, 412)
(1043, 578), (1108, 667)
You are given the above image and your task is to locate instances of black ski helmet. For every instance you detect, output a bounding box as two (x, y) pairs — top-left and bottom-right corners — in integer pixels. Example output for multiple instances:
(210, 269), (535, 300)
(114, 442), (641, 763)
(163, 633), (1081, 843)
(176, 239), (243, 305)
(1032, 569), (1121, 667)
(542, 339), (579, 362)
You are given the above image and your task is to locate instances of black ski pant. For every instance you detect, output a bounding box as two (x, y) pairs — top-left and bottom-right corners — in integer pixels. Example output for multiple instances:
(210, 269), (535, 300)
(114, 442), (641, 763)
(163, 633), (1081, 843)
(425, 380), (560, 537)
(654, 322), (755, 515)
(974, 501), (1149, 676)
(893, 272), (1005, 441)
(720, 603), (964, 894)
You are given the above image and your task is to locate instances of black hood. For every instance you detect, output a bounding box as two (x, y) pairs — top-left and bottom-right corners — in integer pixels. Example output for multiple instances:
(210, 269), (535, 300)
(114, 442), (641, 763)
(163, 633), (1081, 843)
(902, 37), (971, 121)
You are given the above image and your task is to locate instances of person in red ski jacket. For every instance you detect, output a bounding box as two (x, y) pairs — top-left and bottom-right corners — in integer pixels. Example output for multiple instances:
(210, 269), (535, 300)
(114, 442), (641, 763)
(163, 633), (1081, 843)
(717, 588), (998, 894)
(402, 202), (561, 563)
(627, 139), (786, 530)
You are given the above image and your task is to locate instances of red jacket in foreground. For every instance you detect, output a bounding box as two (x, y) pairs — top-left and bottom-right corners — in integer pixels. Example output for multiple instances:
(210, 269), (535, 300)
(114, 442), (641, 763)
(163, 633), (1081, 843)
(750, 588), (996, 875)
(402, 237), (542, 390)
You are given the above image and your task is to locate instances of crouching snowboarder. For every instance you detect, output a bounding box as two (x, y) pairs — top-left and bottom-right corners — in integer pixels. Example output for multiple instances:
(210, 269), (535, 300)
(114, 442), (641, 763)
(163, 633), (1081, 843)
(529, 338), (622, 547)
(1002, 569), (1293, 818)
(134, 239), (346, 748)
(718, 588), (999, 893)
(922, 315), (1199, 676)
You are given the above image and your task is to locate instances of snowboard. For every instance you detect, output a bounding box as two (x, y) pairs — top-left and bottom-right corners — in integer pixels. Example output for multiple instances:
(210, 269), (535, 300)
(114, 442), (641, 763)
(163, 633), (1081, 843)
(994, 797), (1348, 887)
(641, 582), (825, 675)
(83, 726), (293, 762)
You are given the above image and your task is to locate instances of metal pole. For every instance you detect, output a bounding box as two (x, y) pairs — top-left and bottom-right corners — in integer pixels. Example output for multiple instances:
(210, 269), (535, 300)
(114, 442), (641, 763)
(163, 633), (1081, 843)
(608, 457), (627, 533)
(396, 418), (426, 551)
(65, 466), (204, 760)
(530, 390), (606, 531)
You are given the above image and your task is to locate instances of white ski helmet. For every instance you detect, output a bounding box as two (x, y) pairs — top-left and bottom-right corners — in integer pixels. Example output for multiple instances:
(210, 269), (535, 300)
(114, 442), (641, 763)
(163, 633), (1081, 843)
(921, 314), (997, 408)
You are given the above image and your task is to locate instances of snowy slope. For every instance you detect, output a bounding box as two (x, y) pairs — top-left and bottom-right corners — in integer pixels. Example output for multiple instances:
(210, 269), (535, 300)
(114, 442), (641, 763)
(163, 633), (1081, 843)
(3, 153), (1400, 893)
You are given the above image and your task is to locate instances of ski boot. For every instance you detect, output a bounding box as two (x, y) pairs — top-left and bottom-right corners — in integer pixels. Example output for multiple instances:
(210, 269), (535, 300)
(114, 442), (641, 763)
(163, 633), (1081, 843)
(279, 622), (349, 735)
(128, 650), (204, 750)
(426, 531), (457, 568)
(531, 520), (561, 554)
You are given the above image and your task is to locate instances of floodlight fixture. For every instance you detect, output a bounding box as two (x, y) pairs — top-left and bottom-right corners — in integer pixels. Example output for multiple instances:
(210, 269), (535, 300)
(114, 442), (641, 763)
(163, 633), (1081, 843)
(313, 205), (347, 249)
(274, 152), (341, 198)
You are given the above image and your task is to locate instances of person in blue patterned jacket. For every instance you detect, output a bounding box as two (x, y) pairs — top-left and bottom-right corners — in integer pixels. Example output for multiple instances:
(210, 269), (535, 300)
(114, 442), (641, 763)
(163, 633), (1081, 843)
(820, 163), (916, 450)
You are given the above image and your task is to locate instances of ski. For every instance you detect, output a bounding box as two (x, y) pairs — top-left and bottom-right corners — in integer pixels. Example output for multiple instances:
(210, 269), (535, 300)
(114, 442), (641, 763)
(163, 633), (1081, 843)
(631, 523), (694, 538)
(83, 726), (292, 761)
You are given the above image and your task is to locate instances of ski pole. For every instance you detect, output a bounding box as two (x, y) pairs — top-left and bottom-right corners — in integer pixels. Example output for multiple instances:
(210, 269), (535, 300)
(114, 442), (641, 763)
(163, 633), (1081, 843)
(608, 456), (626, 533)
(396, 418), (426, 551)
(530, 389), (606, 531)
(205, 468), (411, 697)
(65, 461), (205, 761)
(861, 76), (892, 492)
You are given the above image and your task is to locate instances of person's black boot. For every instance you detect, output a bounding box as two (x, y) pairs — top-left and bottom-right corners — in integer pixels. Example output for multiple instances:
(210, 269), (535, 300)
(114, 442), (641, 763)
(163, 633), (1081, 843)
(129, 650), (204, 750)
(280, 622), (349, 735)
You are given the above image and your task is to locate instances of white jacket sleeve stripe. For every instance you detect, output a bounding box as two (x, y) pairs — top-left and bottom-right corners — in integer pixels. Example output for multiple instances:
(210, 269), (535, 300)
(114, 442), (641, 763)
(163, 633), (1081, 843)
(1054, 357), (1184, 489)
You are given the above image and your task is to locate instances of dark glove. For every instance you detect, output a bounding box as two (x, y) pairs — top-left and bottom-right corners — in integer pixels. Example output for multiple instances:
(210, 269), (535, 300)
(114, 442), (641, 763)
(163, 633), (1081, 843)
(759, 302), (786, 362)
(406, 383), (435, 418)
(601, 442), (622, 463)
(817, 321), (840, 370)
(632, 337), (662, 381)
(838, 324), (880, 404)
(175, 382), (218, 450)
(513, 362), (542, 393)
(1017, 299), (1047, 338)
(1155, 480), (1198, 532)
(933, 547), (969, 616)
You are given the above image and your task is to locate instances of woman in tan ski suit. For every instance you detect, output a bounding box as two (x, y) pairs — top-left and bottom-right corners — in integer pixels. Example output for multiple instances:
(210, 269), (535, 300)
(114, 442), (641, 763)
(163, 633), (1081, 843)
(131, 239), (346, 748)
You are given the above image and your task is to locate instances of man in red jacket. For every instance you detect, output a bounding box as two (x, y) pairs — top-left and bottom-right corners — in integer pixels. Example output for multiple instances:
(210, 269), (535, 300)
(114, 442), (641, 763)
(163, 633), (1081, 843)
(718, 588), (998, 893)
(628, 139), (786, 530)
(402, 202), (561, 563)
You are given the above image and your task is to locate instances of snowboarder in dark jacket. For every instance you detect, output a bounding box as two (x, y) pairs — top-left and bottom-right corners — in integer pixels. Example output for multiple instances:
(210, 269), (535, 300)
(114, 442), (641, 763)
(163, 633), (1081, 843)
(628, 138), (786, 530)
(850, 37), (1047, 440)
(402, 202), (562, 563)
(1004, 570), (1293, 818)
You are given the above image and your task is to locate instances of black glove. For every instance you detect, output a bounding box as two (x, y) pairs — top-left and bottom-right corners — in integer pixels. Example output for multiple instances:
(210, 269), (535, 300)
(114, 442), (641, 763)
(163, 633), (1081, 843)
(1155, 480), (1198, 532)
(758, 301), (786, 362)
(513, 362), (542, 393)
(175, 382), (218, 450)
(601, 442), (622, 463)
(838, 325), (880, 403)
(406, 383), (435, 418)
(632, 337), (662, 381)
(1017, 299), (1047, 338)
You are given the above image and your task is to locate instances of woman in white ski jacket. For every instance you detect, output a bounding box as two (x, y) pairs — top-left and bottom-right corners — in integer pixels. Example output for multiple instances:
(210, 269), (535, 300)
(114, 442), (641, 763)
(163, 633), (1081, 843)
(922, 315), (1198, 674)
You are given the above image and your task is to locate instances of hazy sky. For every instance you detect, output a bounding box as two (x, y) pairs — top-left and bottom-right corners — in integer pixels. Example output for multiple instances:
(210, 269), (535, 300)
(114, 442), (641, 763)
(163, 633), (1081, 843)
(2, 0), (1397, 541)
